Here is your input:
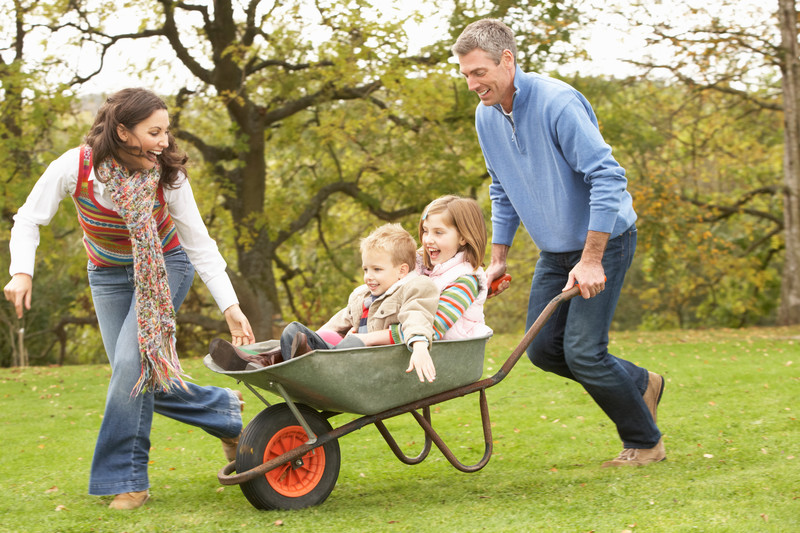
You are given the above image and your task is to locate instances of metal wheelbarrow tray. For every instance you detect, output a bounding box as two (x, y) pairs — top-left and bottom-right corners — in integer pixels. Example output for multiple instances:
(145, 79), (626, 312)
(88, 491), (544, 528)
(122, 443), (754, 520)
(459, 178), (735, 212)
(204, 335), (489, 415)
(204, 286), (580, 510)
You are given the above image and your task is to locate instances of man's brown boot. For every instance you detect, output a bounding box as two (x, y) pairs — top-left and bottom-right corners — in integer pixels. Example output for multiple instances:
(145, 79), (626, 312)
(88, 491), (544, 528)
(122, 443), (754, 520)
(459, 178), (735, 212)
(643, 371), (665, 423)
(601, 439), (666, 467)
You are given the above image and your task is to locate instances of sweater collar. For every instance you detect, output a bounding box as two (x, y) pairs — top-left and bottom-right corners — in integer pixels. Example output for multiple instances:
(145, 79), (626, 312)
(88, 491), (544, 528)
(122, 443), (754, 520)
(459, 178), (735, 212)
(493, 63), (527, 115)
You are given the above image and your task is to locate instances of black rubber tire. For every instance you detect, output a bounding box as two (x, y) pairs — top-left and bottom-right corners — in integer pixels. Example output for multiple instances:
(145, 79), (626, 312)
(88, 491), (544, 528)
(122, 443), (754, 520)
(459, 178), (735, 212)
(236, 403), (340, 510)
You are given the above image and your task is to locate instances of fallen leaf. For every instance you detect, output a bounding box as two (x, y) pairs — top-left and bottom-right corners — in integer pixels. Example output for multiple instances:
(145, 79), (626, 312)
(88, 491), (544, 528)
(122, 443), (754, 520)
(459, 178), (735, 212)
(44, 486), (58, 494)
(761, 514), (769, 522)
(216, 487), (225, 493)
(273, 520), (284, 526)
(54, 505), (67, 511)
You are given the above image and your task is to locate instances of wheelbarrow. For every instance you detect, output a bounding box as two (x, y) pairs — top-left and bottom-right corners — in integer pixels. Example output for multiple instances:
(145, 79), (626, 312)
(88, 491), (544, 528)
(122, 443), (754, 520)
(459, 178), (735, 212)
(203, 286), (580, 510)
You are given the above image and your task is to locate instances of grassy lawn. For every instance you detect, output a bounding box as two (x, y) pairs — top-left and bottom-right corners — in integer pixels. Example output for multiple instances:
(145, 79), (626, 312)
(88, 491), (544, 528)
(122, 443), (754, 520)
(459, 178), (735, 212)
(1, 327), (798, 532)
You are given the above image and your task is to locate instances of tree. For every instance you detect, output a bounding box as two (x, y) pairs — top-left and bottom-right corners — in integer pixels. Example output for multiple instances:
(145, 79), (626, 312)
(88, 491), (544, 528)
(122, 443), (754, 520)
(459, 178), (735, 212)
(614, 0), (800, 325)
(777, 0), (800, 325)
(0, 1), (101, 366)
(578, 75), (783, 328)
(52, 0), (580, 338)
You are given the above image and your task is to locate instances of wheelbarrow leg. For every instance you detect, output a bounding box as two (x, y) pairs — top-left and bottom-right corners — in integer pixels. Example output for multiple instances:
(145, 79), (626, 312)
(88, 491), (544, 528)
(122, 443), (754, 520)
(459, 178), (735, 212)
(374, 406), (433, 465)
(409, 388), (493, 473)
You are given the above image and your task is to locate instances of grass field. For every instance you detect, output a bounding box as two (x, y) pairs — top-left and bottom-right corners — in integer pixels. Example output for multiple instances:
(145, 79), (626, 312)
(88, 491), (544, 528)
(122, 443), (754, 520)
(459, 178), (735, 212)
(1, 327), (798, 532)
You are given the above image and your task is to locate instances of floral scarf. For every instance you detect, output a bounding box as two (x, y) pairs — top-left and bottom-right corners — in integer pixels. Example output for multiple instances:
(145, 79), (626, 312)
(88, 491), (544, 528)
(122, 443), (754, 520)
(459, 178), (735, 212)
(96, 155), (185, 395)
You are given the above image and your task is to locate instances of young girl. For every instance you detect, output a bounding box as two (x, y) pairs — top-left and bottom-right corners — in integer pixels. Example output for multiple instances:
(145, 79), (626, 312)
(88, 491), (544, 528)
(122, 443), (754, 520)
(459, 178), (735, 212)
(417, 195), (493, 341)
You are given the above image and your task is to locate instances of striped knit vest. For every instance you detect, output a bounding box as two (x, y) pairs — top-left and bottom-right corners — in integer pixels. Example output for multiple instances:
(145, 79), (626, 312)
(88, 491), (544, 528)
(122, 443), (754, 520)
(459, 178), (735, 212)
(72, 145), (180, 267)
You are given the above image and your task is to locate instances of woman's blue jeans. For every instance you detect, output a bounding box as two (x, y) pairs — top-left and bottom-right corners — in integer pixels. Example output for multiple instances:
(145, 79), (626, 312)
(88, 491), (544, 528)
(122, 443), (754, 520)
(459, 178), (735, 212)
(526, 226), (661, 449)
(87, 248), (242, 496)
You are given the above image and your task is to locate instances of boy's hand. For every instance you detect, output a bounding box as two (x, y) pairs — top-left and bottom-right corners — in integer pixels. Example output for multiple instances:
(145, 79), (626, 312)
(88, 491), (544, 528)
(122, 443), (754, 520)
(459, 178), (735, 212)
(406, 341), (436, 383)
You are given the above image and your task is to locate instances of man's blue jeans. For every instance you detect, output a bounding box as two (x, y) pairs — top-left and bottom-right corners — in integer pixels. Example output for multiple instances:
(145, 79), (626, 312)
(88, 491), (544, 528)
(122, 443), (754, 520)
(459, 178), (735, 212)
(87, 248), (242, 496)
(526, 226), (660, 448)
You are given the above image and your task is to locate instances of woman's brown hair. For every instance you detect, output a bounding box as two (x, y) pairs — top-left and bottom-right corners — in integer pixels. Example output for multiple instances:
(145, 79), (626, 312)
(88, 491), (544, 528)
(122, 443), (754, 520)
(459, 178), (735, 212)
(83, 88), (188, 187)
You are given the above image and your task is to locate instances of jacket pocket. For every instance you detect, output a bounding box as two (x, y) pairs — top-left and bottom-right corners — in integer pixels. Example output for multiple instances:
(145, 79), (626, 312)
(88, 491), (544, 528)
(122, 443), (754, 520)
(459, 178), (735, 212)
(372, 300), (400, 319)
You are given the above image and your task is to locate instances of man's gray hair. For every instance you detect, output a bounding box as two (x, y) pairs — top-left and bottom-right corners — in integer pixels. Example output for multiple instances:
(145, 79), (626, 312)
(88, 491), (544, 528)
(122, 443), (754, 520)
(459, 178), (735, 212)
(451, 19), (517, 64)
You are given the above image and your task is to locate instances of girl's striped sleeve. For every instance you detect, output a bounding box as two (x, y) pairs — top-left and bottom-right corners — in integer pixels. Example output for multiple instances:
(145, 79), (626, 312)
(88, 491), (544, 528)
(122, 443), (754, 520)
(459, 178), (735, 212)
(433, 275), (479, 340)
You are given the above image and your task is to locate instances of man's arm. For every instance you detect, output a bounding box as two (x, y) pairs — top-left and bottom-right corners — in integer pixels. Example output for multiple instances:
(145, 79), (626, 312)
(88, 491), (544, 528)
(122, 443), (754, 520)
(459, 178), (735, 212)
(565, 230), (608, 299)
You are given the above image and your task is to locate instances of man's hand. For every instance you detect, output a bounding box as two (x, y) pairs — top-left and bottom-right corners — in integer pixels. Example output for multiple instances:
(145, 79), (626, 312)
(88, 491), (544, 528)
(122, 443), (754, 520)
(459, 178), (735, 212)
(486, 243), (511, 298)
(565, 231), (609, 299)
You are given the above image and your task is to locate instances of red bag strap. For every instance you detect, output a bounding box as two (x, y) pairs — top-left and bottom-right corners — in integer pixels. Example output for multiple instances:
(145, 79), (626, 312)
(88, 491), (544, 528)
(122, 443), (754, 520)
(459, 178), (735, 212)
(74, 145), (92, 197)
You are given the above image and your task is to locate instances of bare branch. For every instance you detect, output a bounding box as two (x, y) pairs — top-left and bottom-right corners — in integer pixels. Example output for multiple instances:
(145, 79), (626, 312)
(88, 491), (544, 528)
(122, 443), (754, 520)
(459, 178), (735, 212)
(683, 185), (784, 225)
(159, 0), (214, 84)
(261, 80), (382, 125)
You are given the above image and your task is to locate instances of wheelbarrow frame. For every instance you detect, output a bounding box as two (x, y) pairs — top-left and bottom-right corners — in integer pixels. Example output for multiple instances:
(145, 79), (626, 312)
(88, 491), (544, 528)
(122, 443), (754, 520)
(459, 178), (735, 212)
(216, 285), (580, 487)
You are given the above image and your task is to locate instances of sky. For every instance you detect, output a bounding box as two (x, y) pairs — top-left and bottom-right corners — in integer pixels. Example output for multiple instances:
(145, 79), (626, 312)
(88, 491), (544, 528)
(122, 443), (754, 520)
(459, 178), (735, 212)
(9, 0), (767, 97)
(3, 0), (650, 97)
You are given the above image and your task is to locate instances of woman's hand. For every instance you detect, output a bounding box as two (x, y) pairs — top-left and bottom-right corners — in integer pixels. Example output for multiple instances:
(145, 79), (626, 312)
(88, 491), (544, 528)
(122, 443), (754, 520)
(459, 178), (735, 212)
(406, 341), (436, 383)
(223, 304), (255, 346)
(4, 274), (33, 319)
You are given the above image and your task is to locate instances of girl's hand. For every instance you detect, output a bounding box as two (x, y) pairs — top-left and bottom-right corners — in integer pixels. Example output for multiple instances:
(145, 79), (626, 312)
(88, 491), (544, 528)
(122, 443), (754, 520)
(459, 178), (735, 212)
(406, 341), (436, 383)
(223, 304), (255, 346)
(4, 273), (33, 319)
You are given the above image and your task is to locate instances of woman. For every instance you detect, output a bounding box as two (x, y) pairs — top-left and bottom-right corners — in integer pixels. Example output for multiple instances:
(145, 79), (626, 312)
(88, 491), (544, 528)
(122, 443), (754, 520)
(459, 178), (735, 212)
(3, 88), (255, 510)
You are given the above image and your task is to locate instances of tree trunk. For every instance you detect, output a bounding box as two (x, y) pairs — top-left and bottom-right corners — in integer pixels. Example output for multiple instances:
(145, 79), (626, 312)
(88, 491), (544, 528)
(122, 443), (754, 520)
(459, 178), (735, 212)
(226, 103), (280, 340)
(778, 0), (800, 325)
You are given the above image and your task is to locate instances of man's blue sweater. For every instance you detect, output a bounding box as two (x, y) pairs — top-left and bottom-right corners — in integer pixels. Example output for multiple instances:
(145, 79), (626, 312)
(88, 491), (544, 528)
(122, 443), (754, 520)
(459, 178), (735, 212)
(476, 65), (637, 253)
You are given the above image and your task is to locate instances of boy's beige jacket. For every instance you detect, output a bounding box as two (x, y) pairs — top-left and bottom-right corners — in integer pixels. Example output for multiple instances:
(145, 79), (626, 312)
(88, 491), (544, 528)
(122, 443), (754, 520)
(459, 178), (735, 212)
(322, 272), (438, 345)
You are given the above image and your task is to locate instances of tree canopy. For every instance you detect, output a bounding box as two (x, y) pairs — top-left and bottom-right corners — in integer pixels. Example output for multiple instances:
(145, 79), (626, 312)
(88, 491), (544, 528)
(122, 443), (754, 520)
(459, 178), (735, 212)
(1, 0), (798, 366)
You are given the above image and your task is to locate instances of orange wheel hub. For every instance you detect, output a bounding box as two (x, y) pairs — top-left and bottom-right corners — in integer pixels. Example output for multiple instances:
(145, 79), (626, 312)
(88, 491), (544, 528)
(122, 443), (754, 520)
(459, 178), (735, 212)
(263, 425), (326, 497)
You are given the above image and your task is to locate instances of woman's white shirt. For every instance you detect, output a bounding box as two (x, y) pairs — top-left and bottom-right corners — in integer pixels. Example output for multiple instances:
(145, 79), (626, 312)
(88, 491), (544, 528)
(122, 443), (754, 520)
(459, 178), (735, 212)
(8, 147), (239, 312)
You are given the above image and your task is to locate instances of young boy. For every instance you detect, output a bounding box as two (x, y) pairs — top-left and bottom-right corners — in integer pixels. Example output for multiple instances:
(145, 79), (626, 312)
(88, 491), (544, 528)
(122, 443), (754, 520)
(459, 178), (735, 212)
(209, 224), (440, 382)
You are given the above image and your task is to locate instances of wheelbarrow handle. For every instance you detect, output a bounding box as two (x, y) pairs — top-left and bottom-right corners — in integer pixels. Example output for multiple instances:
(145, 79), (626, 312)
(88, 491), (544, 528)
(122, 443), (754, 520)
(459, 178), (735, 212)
(488, 274), (512, 297)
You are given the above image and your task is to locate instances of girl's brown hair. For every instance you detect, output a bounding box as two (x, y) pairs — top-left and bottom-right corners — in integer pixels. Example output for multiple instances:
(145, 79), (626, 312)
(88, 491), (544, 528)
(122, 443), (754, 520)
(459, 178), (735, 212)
(418, 195), (487, 270)
(83, 88), (188, 187)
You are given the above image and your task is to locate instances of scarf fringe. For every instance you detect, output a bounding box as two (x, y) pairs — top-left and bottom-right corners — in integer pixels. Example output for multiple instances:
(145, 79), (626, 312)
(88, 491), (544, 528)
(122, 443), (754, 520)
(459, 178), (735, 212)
(130, 335), (189, 396)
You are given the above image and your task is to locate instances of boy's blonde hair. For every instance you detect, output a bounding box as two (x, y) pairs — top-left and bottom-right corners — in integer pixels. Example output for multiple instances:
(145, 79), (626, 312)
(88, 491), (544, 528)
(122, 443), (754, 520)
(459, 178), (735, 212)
(419, 195), (487, 270)
(360, 223), (417, 269)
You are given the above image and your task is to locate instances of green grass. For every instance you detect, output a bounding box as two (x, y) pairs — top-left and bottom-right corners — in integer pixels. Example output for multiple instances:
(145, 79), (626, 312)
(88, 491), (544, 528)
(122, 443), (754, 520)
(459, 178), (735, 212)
(1, 327), (798, 532)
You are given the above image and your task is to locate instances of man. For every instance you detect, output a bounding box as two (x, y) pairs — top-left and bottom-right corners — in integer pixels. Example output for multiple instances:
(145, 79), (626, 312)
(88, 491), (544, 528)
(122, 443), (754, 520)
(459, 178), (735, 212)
(452, 19), (665, 466)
